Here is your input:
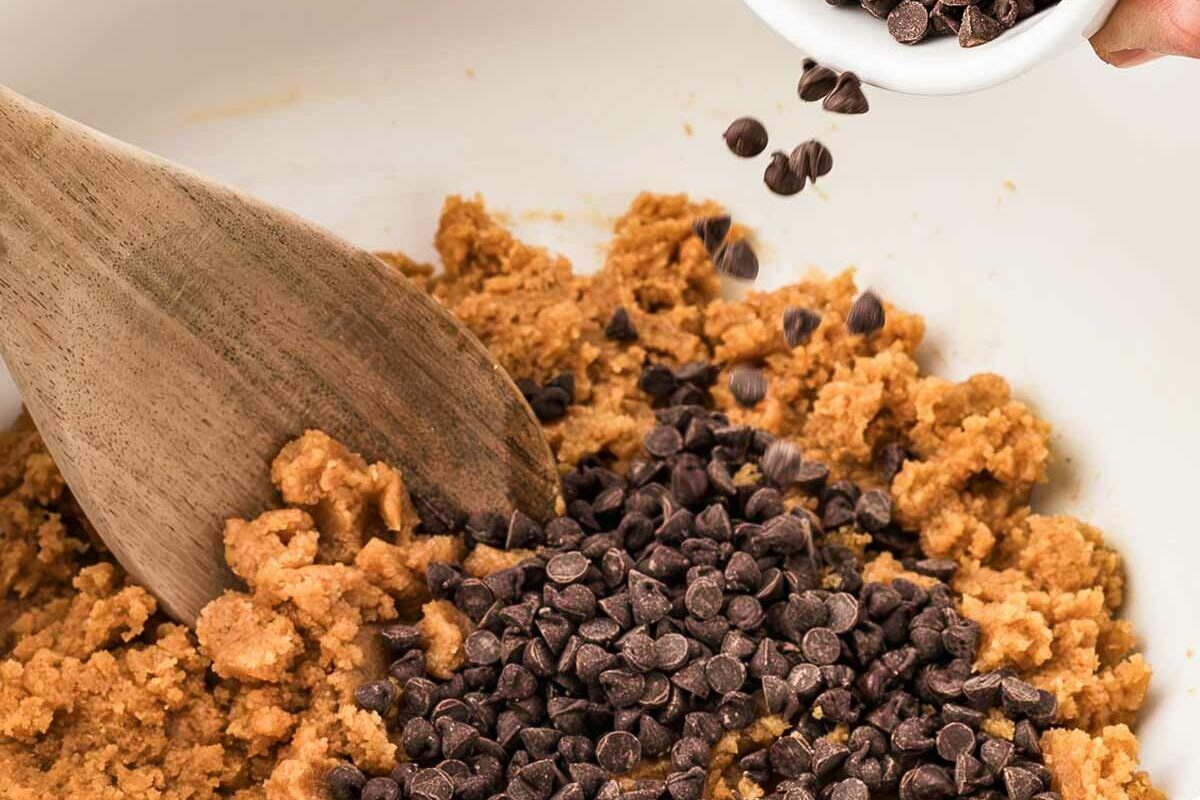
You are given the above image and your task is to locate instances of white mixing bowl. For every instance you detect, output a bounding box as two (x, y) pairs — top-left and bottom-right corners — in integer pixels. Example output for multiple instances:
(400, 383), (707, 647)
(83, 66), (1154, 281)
(0, 0), (1196, 796)
(742, 0), (1119, 93)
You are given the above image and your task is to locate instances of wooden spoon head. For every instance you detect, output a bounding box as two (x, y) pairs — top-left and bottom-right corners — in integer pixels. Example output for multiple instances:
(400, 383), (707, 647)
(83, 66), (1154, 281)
(0, 86), (560, 625)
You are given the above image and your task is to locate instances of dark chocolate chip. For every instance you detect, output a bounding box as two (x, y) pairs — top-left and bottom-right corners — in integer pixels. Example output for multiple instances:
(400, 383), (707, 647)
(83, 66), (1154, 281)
(354, 679), (397, 715)
(846, 290), (886, 335)
(855, 488), (893, 531)
(888, 0), (931, 42)
(692, 215), (733, 256)
(605, 307), (639, 342)
(705, 653), (747, 694)
(1001, 766), (1044, 800)
(765, 151), (806, 196)
(783, 307), (823, 348)
(829, 778), (869, 800)
(798, 58), (839, 101)
(362, 777), (402, 800)
(327, 764), (368, 800)
(595, 730), (643, 773)
(789, 140), (834, 185)
(801, 627), (841, 666)
(714, 240), (760, 282)
(724, 117), (769, 158)
(728, 364), (767, 407)
(959, 5), (1004, 46)
(898, 764), (955, 800)
(823, 72), (869, 115)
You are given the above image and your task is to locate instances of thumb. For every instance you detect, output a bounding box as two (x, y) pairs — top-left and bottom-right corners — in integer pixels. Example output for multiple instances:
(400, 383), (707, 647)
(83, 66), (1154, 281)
(1090, 0), (1200, 65)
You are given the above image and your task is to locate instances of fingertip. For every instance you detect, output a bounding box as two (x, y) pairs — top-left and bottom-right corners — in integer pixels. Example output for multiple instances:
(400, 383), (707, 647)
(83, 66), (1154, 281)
(1098, 47), (1163, 66)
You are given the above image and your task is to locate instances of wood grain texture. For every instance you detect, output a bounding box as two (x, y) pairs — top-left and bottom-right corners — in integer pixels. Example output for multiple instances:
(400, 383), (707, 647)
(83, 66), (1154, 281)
(0, 86), (559, 626)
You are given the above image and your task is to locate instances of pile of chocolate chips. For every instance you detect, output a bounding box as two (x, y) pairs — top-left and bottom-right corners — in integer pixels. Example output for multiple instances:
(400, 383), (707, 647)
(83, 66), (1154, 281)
(826, 0), (1051, 46)
(327, 370), (1062, 800)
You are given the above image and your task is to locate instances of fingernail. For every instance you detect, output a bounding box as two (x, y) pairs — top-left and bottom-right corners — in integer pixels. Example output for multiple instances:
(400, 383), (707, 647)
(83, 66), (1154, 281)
(1104, 48), (1161, 67)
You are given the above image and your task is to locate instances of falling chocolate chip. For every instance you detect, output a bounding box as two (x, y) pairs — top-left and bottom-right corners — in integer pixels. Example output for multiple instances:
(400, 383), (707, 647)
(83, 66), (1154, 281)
(823, 72), (870, 115)
(789, 140), (834, 185)
(798, 58), (840, 101)
(692, 215), (732, 255)
(714, 240), (760, 281)
(723, 117), (769, 157)
(846, 290), (886, 335)
(729, 365), (767, 407)
(765, 152), (806, 196)
(605, 307), (638, 342)
(888, 0), (931, 42)
(959, 5), (1003, 46)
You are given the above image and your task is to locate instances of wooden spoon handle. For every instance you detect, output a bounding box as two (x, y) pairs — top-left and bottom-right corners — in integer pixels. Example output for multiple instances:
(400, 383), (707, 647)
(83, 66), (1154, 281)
(0, 86), (559, 624)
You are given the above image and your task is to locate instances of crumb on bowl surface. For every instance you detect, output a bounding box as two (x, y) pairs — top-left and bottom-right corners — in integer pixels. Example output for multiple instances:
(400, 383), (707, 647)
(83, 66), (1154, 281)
(0, 193), (1158, 800)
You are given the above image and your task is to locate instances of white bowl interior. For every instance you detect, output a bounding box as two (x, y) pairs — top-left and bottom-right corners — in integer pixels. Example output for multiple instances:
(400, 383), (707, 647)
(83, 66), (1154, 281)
(743, 0), (1118, 94)
(0, 0), (1197, 794)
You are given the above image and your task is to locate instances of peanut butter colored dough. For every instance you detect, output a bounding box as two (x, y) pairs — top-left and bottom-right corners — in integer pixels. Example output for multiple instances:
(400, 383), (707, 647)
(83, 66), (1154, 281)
(0, 194), (1159, 800)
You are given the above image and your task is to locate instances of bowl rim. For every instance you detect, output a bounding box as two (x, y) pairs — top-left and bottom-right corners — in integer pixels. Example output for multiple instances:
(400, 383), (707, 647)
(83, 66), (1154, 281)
(741, 0), (1118, 94)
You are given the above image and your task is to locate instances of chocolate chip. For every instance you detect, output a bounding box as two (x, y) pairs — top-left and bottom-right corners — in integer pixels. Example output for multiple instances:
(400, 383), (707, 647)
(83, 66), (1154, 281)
(671, 737), (711, 771)
(327, 764), (368, 800)
(888, 0), (931, 42)
(825, 593), (861, 634)
(692, 215), (732, 255)
(766, 735), (812, 777)
(354, 680), (397, 715)
(760, 440), (804, 486)
(665, 768), (706, 800)
(714, 240), (760, 282)
(645, 425), (684, 458)
(389, 650), (427, 684)
(830, 778), (869, 800)
(1000, 676), (1041, 715)
(899, 764), (954, 800)
(1013, 720), (1042, 756)
(812, 737), (851, 777)
(654, 633), (691, 672)
(403, 717), (441, 761)
(954, 753), (988, 795)
(765, 152), (806, 196)
(1002, 766), (1043, 800)
(381, 623), (423, 653)
(789, 140), (834, 185)
(545, 552), (589, 585)
(410, 769), (454, 800)
(640, 365), (678, 399)
(595, 731), (642, 773)
(465, 630), (502, 666)
(717, 691), (756, 729)
(892, 717), (935, 754)
(362, 777), (402, 800)
(801, 627), (841, 666)
(981, 737), (1015, 772)
(855, 488), (893, 531)
(812, 687), (856, 725)
(729, 365), (767, 407)
(930, 2), (963, 34)
(823, 72), (869, 115)
(605, 307), (639, 343)
(963, 670), (1003, 709)
(846, 290), (885, 335)
(726, 595), (765, 630)
(959, 5), (1003, 45)
(798, 59), (839, 101)
(724, 117), (768, 158)
(705, 653), (747, 693)
(936, 721), (976, 762)
(783, 307), (822, 348)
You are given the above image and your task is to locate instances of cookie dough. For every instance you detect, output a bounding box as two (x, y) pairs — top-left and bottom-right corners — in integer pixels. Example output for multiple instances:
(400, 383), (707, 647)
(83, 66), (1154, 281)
(0, 194), (1159, 800)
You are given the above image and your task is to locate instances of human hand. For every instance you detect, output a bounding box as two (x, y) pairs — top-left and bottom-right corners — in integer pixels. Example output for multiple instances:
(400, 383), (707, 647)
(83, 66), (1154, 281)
(1090, 0), (1200, 66)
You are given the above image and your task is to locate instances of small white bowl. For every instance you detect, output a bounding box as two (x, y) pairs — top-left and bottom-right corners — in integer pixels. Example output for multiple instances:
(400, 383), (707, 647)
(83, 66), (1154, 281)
(742, 0), (1118, 94)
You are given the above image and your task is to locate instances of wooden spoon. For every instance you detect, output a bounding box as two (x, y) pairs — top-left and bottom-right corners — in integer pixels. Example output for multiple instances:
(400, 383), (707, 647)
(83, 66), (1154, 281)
(0, 86), (560, 626)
